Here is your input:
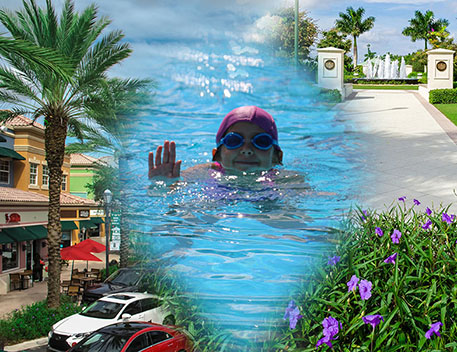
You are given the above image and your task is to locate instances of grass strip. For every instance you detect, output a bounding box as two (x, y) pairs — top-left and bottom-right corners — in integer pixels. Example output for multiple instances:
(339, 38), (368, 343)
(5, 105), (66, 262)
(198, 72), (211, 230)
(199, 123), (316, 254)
(434, 104), (457, 127)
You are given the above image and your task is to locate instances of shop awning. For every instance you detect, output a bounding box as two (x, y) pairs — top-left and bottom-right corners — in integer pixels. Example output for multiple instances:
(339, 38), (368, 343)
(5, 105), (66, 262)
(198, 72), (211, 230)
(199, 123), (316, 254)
(0, 146), (25, 160)
(79, 219), (98, 229)
(61, 221), (78, 231)
(27, 225), (47, 239)
(91, 217), (104, 224)
(2, 227), (38, 241)
(0, 231), (15, 244)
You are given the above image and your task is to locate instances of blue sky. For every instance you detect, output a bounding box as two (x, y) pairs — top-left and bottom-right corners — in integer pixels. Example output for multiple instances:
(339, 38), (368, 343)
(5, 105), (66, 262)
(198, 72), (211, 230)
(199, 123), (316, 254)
(0, 0), (455, 75)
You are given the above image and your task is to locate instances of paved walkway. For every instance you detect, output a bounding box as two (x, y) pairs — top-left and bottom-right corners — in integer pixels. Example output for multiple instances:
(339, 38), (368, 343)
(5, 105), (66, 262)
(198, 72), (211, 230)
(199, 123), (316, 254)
(0, 239), (118, 319)
(339, 89), (457, 213)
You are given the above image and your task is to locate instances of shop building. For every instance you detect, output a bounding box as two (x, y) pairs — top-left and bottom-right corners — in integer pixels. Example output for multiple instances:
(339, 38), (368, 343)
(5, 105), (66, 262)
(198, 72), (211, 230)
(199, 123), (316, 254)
(0, 116), (105, 293)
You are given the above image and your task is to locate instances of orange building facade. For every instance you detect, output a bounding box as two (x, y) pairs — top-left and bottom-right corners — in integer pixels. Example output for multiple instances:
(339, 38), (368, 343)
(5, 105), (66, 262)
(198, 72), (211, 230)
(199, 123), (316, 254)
(0, 116), (105, 293)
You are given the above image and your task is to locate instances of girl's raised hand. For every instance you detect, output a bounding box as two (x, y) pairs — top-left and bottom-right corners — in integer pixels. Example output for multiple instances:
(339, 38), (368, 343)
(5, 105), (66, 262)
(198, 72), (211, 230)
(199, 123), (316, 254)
(148, 140), (182, 179)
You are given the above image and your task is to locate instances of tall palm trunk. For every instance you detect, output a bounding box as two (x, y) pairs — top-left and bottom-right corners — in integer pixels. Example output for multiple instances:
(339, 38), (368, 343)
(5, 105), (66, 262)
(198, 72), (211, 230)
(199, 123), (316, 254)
(45, 114), (68, 308)
(353, 35), (358, 68)
(425, 40), (428, 50)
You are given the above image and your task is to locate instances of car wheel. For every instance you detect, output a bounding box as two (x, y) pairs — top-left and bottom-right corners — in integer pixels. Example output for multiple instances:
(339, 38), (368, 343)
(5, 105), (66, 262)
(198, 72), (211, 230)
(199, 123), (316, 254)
(162, 315), (175, 325)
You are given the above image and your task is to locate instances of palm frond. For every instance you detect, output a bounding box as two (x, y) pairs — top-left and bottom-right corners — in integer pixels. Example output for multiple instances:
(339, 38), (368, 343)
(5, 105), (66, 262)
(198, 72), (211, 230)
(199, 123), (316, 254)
(0, 65), (41, 105)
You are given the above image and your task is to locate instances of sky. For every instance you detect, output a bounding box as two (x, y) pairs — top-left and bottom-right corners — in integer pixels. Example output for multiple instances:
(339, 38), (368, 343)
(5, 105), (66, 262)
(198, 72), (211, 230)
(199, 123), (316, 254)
(0, 0), (456, 76)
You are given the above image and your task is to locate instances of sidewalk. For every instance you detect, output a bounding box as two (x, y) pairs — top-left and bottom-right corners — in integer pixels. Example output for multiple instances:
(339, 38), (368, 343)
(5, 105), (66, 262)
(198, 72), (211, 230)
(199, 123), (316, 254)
(338, 89), (457, 213)
(0, 238), (117, 319)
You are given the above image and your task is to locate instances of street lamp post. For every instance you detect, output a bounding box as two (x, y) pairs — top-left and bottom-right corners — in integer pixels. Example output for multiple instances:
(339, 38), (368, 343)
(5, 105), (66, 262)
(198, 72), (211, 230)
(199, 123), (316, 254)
(294, 0), (299, 67)
(103, 189), (112, 279)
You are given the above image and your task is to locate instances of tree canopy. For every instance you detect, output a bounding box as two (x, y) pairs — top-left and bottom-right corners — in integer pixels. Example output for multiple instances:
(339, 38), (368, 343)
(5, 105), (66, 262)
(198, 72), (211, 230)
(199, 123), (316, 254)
(402, 10), (449, 50)
(269, 7), (319, 61)
(335, 6), (375, 68)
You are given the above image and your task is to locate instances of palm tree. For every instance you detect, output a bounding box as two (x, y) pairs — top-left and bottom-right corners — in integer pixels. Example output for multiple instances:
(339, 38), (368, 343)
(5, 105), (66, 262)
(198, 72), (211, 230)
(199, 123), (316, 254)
(0, 0), (132, 308)
(0, 36), (70, 78)
(402, 10), (449, 50)
(66, 78), (152, 268)
(335, 6), (375, 68)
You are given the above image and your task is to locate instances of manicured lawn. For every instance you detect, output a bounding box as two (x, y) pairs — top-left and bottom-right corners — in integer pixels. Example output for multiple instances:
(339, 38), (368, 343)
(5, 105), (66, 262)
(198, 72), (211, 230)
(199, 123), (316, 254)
(434, 104), (457, 127)
(353, 84), (418, 90)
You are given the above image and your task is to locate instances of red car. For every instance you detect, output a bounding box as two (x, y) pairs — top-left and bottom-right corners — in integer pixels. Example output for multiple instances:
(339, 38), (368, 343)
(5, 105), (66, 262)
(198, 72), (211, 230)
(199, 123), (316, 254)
(67, 322), (193, 352)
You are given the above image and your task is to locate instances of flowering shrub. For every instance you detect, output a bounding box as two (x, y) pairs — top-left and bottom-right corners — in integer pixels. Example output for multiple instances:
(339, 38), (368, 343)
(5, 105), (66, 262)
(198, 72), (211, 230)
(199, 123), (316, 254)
(278, 200), (457, 351)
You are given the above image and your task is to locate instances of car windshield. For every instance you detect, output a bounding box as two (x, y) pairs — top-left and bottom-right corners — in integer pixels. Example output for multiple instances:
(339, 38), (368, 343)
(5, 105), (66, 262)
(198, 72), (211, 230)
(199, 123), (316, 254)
(80, 300), (124, 319)
(71, 332), (129, 352)
(107, 270), (141, 286)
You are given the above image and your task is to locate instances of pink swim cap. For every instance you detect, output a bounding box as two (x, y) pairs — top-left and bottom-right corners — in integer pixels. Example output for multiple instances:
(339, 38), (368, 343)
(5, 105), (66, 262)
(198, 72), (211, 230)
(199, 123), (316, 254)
(215, 106), (281, 150)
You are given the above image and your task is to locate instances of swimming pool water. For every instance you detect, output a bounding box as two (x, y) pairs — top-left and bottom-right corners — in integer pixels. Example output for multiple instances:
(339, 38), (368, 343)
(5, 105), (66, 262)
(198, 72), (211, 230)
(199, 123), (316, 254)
(121, 34), (365, 348)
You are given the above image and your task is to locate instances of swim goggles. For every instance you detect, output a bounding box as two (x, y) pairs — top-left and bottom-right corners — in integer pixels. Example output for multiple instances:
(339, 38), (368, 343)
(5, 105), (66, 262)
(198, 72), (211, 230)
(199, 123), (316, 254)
(217, 132), (279, 150)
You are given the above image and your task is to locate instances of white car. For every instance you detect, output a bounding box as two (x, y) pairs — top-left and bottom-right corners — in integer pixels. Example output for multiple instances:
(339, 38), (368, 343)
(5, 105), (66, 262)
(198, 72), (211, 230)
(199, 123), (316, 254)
(48, 292), (175, 352)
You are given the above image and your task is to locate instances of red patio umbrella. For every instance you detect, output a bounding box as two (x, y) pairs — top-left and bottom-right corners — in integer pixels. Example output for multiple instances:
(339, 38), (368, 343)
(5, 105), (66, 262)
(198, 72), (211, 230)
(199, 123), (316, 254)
(61, 246), (103, 261)
(61, 245), (102, 280)
(74, 238), (106, 253)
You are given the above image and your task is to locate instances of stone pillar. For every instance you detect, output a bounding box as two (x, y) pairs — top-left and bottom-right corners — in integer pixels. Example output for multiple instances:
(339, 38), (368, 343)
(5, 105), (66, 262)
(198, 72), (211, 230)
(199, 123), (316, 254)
(317, 47), (345, 94)
(427, 48), (455, 90)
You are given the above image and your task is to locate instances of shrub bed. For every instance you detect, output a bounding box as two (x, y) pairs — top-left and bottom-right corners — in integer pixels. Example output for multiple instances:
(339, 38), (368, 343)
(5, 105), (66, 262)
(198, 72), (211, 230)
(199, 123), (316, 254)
(349, 78), (419, 85)
(276, 200), (457, 351)
(429, 88), (457, 104)
(0, 296), (81, 345)
(316, 88), (341, 103)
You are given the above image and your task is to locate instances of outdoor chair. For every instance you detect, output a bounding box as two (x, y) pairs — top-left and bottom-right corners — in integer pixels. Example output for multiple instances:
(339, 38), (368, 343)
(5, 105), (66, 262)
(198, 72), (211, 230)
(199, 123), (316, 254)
(90, 268), (101, 281)
(67, 285), (81, 302)
(9, 273), (22, 291)
(70, 278), (81, 287)
(61, 280), (71, 294)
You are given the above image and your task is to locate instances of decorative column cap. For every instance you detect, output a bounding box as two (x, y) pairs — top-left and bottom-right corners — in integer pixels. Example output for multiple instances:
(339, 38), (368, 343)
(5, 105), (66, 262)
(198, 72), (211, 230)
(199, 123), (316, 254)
(317, 47), (346, 53)
(426, 48), (455, 55)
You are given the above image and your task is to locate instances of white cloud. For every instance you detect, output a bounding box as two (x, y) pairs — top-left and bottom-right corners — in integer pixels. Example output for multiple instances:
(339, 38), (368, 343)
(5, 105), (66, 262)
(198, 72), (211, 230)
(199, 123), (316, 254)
(363, 0), (445, 3)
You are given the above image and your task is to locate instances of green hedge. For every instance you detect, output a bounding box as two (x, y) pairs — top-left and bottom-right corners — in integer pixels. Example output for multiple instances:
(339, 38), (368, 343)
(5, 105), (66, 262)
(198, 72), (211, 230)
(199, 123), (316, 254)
(316, 88), (341, 103)
(0, 296), (81, 346)
(429, 88), (457, 104)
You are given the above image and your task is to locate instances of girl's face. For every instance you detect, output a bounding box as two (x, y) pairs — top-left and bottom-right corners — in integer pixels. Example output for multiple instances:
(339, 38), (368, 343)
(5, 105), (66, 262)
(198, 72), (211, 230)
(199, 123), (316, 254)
(216, 122), (275, 173)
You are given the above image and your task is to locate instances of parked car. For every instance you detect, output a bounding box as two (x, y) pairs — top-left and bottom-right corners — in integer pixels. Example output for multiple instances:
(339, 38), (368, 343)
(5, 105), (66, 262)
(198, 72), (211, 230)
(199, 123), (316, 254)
(82, 267), (153, 303)
(48, 292), (176, 352)
(67, 322), (194, 352)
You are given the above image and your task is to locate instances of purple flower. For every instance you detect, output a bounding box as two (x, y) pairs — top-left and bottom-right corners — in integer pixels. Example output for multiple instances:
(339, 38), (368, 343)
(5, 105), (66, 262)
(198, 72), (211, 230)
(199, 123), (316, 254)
(316, 335), (336, 349)
(398, 196), (406, 202)
(347, 275), (359, 292)
(361, 209), (368, 221)
(322, 316), (341, 337)
(442, 213), (453, 224)
(425, 322), (442, 339)
(316, 316), (341, 349)
(375, 227), (384, 237)
(426, 207), (432, 216)
(362, 314), (384, 329)
(422, 219), (432, 230)
(327, 255), (341, 266)
(391, 229), (401, 244)
(413, 199), (420, 205)
(283, 300), (302, 329)
(384, 252), (398, 264)
(359, 279), (373, 300)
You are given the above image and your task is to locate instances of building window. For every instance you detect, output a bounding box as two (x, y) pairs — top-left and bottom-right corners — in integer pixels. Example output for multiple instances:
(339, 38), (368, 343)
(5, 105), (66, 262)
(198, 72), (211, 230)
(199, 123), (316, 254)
(0, 160), (9, 184)
(61, 175), (67, 190)
(30, 163), (38, 185)
(1, 242), (18, 271)
(42, 165), (49, 186)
